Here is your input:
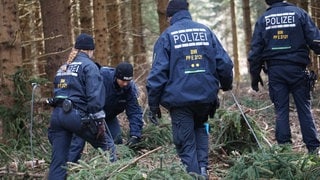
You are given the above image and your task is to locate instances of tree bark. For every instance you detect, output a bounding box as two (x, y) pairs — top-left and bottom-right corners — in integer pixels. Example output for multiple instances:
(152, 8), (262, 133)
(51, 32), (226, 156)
(80, 0), (93, 35)
(242, 0), (253, 76)
(0, 0), (23, 141)
(131, 0), (148, 108)
(242, 0), (252, 56)
(230, 0), (240, 90)
(106, 0), (122, 66)
(0, 0), (23, 106)
(19, 0), (43, 76)
(119, 0), (131, 61)
(39, 0), (72, 85)
(71, 0), (80, 37)
(157, 0), (169, 33)
(93, 0), (109, 66)
(131, 0), (147, 82)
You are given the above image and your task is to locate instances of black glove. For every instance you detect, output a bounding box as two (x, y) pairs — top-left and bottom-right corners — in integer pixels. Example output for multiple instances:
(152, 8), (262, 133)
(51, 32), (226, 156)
(220, 78), (233, 91)
(209, 98), (220, 118)
(96, 120), (106, 139)
(221, 85), (232, 91)
(149, 106), (161, 125)
(126, 136), (141, 148)
(251, 75), (264, 92)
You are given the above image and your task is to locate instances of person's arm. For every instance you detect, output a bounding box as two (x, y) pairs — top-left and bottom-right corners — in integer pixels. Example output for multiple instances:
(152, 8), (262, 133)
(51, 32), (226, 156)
(84, 62), (106, 113)
(125, 82), (143, 138)
(248, 21), (265, 77)
(247, 20), (265, 91)
(83, 61), (106, 139)
(212, 33), (234, 90)
(146, 35), (170, 109)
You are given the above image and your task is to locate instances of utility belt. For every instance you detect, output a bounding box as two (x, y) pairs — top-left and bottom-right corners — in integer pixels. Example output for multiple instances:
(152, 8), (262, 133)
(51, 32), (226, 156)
(266, 60), (306, 69)
(46, 98), (74, 113)
(81, 111), (106, 135)
(47, 97), (106, 135)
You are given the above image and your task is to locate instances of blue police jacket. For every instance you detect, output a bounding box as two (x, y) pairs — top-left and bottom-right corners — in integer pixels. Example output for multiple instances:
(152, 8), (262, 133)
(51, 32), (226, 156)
(147, 10), (234, 109)
(100, 67), (143, 137)
(248, 2), (320, 75)
(53, 52), (105, 114)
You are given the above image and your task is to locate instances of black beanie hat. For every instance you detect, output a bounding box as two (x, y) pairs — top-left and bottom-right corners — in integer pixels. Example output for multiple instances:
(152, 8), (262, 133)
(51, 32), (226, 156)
(115, 62), (133, 81)
(265, 0), (283, 5)
(75, 33), (95, 50)
(166, 0), (189, 17)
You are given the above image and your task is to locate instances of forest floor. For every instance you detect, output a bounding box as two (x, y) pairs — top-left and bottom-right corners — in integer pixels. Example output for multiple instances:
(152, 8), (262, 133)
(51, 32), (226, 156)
(205, 76), (320, 179)
(2, 75), (320, 179)
(127, 75), (320, 179)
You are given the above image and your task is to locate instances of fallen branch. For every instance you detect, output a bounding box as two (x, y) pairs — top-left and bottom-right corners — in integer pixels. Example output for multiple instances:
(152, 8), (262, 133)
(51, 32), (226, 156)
(117, 146), (162, 172)
(254, 104), (274, 112)
(261, 135), (272, 148)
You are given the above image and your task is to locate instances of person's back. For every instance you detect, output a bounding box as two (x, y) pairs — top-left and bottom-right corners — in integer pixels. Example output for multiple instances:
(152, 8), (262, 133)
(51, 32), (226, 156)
(68, 62), (143, 163)
(54, 52), (104, 113)
(249, 1), (320, 69)
(48, 33), (116, 179)
(100, 66), (133, 120)
(148, 9), (233, 109)
(146, 0), (233, 179)
(248, 0), (320, 154)
(100, 65), (143, 144)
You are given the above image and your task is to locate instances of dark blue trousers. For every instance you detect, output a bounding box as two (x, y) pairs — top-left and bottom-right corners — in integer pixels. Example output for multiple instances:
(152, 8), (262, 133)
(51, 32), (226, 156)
(169, 104), (211, 174)
(48, 108), (116, 180)
(268, 65), (320, 152)
(68, 117), (122, 163)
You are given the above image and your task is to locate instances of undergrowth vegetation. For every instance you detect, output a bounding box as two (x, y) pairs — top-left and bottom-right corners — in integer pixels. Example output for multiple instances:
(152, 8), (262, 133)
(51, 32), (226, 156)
(1, 73), (320, 179)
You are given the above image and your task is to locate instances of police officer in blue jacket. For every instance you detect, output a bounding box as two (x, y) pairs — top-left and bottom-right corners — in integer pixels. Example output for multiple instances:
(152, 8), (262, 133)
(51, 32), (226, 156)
(146, 0), (233, 178)
(68, 62), (144, 163)
(47, 33), (116, 179)
(248, 0), (320, 154)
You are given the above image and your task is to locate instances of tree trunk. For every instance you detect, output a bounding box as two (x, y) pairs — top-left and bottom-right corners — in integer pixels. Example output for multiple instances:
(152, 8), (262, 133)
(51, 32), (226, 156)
(131, 0), (147, 108)
(93, 0), (109, 66)
(0, 0), (23, 105)
(157, 0), (169, 33)
(20, 0), (43, 76)
(80, 0), (93, 35)
(71, 0), (80, 38)
(0, 0), (23, 141)
(230, 0), (240, 91)
(242, 0), (252, 76)
(242, 0), (252, 55)
(19, 0), (47, 102)
(39, 0), (72, 87)
(119, 0), (131, 61)
(106, 0), (122, 66)
(131, 0), (147, 82)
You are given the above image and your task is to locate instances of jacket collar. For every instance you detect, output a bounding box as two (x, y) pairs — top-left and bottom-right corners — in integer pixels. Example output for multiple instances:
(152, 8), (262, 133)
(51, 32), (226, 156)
(77, 51), (90, 58)
(170, 10), (192, 25)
